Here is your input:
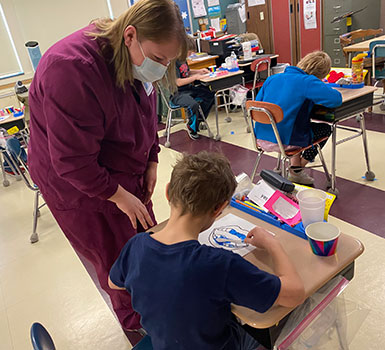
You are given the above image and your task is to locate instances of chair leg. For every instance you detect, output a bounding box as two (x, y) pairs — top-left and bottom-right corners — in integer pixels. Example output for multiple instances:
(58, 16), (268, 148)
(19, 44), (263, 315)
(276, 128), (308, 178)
(30, 190), (40, 243)
(282, 157), (288, 178)
(0, 151), (10, 187)
(222, 92), (231, 123)
(164, 109), (173, 148)
(274, 154), (282, 173)
(242, 103), (250, 133)
(251, 151), (263, 183)
(316, 144), (332, 186)
(198, 106), (213, 138)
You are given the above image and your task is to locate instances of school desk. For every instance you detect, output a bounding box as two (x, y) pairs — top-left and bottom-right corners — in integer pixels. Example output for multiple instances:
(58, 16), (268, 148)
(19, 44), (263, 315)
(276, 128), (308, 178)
(312, 85), (377, 196)
(150, 206), (364, 349)
(187, 55), (219, 70)
(342, 34), (385, 66)
(199, 70), (244, 141)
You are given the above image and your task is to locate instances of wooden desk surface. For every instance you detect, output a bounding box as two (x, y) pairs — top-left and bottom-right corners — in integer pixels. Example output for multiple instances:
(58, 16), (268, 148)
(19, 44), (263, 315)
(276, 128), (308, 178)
(187, 55), (219, 64)
(0, 114), (24, 125)
(238, 54), (279, 67)
(343, 35), (385, 52)
(199, 69), (244, 83)
(336, 85), (377, 103)
(152, 207), (364, 329)
(227, 208), (364, 328)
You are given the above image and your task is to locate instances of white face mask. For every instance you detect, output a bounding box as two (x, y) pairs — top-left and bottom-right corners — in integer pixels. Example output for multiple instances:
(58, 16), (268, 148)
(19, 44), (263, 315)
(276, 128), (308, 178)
(132, 42), (168, 83)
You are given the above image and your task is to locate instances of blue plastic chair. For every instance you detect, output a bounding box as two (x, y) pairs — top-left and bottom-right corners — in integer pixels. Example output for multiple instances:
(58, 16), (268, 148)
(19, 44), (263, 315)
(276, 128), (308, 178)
(132, 335), (153, 350)
(370, 40), (385, 110)
(30, 323), (56, 350)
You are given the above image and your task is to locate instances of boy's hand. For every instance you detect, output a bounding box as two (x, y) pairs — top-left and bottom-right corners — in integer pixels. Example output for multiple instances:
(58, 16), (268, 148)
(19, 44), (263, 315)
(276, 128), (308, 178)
(199, 68), (210, 75)
(244, 227), (276, 250)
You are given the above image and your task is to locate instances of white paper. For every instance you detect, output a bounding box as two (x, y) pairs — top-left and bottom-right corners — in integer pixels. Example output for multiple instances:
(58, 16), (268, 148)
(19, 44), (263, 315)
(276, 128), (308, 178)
(247, 180), (276, 210)
(210, 17), (221, 32)
(303, 0), (317, 30)
(208, 0), (219, 6)
(192, 0), (207, 18)
(248, 0), (265, 6)
(238, 4), (247, 23)
(198, 213), (256, 256)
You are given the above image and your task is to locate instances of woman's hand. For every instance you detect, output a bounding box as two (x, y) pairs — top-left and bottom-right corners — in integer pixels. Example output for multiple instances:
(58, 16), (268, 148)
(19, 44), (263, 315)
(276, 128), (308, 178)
(144, 161), (158, 205)
(109, 185), (154, 230)
(199, 68), (210, 75)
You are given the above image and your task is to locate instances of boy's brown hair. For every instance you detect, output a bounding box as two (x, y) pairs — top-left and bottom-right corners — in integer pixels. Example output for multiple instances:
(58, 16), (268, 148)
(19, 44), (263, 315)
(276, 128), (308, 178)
(168, 152), (236, 216)
(297, 51), (331, 79)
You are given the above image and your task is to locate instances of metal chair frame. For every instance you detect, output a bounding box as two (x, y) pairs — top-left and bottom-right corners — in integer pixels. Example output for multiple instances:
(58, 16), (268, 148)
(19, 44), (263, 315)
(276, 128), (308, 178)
(157, 83), (213, 147)
(5, 137), (45, 243)
(246, 101), (331, 185)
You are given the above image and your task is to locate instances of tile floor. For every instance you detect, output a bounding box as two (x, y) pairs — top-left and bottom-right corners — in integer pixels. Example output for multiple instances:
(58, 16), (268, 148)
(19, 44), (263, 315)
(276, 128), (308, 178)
(0, 98), (384, 349)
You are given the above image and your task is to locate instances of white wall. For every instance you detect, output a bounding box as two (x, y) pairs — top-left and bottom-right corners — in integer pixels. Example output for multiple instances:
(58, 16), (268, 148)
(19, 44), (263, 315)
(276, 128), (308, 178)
(0, 0), (129, 86)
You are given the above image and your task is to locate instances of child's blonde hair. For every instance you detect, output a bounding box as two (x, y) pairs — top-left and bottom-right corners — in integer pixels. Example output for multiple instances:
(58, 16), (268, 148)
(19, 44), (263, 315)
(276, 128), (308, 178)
(88, 0), (188, 91)
(297, 51), (331, 79)
(168, 152), (236, 216)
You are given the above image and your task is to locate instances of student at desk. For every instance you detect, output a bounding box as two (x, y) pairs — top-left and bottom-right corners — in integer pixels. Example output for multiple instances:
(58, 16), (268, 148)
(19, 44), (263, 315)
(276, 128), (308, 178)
(171, 38), (215, 139)
(255, 51), (342, 185)
(109, 152), (305, 350)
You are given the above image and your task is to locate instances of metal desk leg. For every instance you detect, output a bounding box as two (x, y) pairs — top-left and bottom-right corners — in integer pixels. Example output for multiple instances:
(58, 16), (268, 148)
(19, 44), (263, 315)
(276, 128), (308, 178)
(359, 113), (376, 181)
(329, 124), (339, 196)
(0, 151), (10, 187)
(215, 92), (221, 141)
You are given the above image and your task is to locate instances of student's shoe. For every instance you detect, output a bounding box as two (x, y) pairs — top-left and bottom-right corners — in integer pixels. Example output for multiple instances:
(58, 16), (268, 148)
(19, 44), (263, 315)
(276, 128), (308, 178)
(287, 170), (314, 185)
(199, 123), (207, 131)
(186, 124), (200, 140)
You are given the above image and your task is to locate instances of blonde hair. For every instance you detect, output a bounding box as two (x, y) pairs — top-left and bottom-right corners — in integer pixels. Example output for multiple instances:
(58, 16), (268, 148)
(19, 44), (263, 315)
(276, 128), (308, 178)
(88, 0), (188, 91)
(168, 152), (236, 216)
(297, 51), (331, 79)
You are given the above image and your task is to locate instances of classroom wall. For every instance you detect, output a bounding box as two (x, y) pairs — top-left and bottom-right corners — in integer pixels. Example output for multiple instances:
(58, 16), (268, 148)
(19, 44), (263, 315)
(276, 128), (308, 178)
(0, 0), (129, 86)
(188, 0), (239, 33)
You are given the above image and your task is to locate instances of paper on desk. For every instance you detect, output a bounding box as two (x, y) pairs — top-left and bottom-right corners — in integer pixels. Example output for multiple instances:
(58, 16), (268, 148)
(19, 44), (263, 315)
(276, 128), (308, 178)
(248, 180), (275, 210)
(198, 213), (256, 256)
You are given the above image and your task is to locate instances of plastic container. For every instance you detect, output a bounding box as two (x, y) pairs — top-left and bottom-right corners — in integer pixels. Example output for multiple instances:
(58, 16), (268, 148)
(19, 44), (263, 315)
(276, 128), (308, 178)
(227, 51), (239, 72)
(297, 189), (327, 228)
(351, 53), (368, 84)
(272, 63), (289, 75)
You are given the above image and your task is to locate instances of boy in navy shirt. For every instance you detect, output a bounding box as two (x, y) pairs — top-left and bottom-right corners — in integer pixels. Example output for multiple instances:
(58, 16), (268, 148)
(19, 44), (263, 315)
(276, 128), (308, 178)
(109, 152), (305, 350)
(255, 51), (342, 185)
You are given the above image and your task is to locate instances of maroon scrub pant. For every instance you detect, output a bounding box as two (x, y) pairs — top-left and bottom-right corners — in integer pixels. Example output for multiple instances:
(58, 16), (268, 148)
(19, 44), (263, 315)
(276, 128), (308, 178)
(49, 203), (155, 331)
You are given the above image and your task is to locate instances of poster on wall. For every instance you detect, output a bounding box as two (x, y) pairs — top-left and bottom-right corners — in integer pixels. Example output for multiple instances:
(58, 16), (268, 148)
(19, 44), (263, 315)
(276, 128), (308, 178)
(208, 5), (221, 18)
(303, 0), (317, 29)
(248, 0), (265, 6)
(207, 0), (219, 6)
(192, 0), (207, 18)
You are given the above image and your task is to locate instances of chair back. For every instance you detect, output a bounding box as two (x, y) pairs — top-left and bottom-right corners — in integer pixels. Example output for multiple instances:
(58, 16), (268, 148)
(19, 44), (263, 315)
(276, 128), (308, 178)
(30, 323), (56, 350)
(132, 335), (153, 350)
(370, 40), (385, 78)
(250, 57), (271, 73)
(246, 101), (286, 155)
(339, 28), (383, 66)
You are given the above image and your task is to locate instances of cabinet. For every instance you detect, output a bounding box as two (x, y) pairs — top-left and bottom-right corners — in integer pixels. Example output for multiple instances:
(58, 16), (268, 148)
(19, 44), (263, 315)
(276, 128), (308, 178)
(323, 0), (381, 67)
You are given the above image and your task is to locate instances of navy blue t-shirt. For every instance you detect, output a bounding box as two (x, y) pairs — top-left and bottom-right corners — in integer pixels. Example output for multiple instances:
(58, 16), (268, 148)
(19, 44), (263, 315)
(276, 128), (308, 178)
(110, 232), (281, 350)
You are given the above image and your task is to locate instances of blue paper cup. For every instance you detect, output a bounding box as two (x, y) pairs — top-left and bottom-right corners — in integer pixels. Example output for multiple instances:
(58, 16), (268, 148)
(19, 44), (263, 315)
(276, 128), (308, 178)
(305, 222), (340, 256)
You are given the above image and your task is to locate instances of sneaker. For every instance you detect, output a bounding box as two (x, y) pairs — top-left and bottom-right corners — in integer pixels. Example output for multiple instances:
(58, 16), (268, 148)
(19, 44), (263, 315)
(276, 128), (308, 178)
(186, 124), (200, 140)
(199, 123), (207, 131)
(287, 170), (314, 185)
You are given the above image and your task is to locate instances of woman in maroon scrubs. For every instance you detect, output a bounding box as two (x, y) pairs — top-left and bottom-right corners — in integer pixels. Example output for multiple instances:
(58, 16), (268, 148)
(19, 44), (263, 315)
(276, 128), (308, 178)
(28, 0), (187, 332)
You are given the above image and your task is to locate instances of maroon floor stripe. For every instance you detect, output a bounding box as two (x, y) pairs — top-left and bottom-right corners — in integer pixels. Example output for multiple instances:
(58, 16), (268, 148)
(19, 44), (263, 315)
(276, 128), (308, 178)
(160, 130), (385, 238)
(339, 112), (385, 133)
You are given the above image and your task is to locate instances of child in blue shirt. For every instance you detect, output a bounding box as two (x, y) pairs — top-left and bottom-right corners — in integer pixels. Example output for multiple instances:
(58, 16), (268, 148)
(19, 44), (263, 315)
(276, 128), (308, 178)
(255, 51), (342, 185)
(109, 151), (305, 350)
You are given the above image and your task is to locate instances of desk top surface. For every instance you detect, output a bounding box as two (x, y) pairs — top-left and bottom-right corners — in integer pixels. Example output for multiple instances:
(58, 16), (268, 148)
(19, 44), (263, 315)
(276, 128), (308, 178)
(238, 54), (279, 67)
(199, 69), (244, 83)
(187, 55), (219, 64)
(0, 114), (24, 125)
(152, 207), (364, 329)
(343, 35), (385, 52)
(337, 85), (377, 103)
